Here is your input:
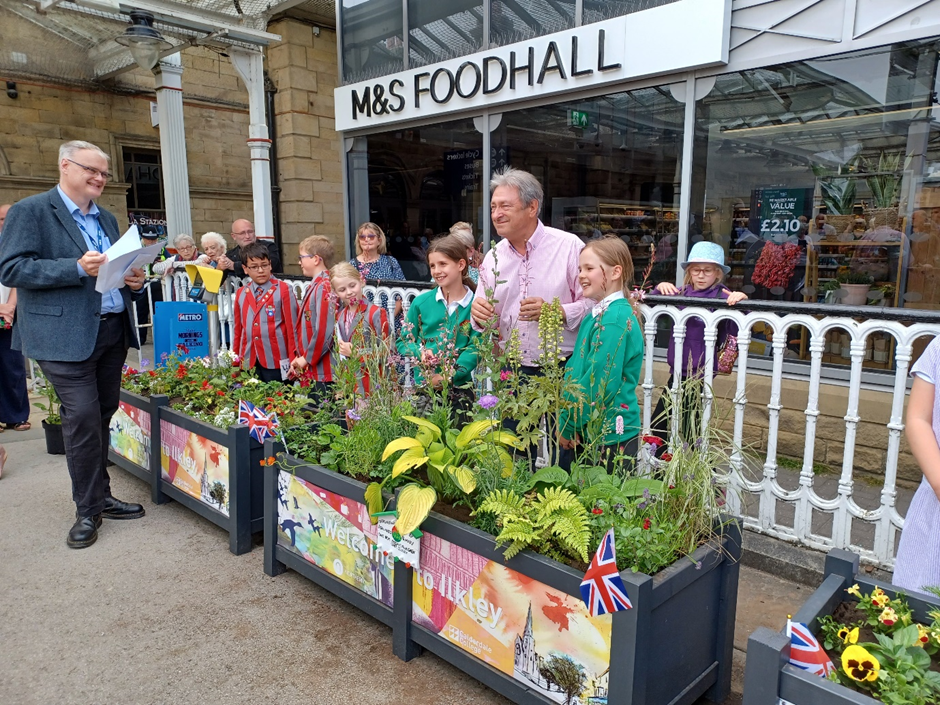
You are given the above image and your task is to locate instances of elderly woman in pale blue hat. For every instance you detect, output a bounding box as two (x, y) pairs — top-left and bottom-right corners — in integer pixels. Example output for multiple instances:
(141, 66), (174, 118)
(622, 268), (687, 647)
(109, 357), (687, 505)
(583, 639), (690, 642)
(648, 240), (748, 447)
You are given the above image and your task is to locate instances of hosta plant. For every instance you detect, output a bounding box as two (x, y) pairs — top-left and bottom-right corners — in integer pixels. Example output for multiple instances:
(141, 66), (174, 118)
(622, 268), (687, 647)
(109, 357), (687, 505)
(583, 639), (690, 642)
(367, 416), (523, 534)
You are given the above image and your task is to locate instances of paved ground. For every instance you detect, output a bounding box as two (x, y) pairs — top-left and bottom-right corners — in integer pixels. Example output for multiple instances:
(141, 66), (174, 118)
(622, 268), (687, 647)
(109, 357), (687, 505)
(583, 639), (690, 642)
(0, 421), (819, 705)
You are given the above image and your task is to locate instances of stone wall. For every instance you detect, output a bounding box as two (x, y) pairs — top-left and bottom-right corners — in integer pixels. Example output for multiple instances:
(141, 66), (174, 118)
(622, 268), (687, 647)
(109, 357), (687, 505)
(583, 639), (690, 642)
(266, 19), (345, 274)
(0, 46), (253, 243)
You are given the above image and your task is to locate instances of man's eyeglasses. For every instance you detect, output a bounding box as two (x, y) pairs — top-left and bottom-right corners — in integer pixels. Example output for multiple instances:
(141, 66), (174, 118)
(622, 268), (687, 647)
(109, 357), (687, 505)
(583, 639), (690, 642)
(359, 233), (378, 240)
(66, 159), (112, 181)
(245, 263), (272, 272)
(233, 229), (256, 237)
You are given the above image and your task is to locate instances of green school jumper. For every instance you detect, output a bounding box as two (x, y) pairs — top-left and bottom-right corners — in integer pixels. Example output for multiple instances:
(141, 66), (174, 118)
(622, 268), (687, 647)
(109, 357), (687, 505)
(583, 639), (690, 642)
(559, 297), (644, 446)
(397, 287), (481, 387)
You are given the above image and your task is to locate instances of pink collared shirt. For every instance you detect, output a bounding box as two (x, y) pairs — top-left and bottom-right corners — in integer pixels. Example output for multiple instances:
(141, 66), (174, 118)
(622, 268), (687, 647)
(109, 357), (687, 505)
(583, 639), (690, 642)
(472, 220), (589, 366)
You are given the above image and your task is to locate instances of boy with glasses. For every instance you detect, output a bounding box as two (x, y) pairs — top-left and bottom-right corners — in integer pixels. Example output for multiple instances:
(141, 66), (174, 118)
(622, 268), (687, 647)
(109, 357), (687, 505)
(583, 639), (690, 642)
(233, 242), (298, 383)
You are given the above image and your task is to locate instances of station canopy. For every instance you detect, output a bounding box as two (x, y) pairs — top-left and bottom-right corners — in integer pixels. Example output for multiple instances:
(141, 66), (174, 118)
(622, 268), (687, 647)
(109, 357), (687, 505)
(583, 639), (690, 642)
(0, 0), (335, 86)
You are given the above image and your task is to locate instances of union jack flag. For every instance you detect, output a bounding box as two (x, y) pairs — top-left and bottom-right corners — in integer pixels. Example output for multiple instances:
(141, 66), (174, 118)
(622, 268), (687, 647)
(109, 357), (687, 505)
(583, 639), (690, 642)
(787, 619), (836, 677)
(580, 529), (633, 617)
(237, 400), (279, 443)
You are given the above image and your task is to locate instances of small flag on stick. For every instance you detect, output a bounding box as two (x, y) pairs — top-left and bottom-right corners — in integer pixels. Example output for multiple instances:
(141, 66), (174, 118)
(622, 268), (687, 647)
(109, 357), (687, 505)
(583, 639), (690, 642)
(787, 618), (836, 677)
(580, 528), (633, 617)
(238, 399), (280, 444)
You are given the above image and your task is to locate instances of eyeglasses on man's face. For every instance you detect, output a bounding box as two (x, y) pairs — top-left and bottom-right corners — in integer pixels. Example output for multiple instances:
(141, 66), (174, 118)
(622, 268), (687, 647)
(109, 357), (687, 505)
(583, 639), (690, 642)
(245, 262), (272, 272)
(66, 158), (112, 181)
(233, 228), (255, 237)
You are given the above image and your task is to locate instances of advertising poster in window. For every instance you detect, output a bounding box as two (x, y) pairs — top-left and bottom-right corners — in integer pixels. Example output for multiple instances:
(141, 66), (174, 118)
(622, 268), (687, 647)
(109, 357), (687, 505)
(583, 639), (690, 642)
(276, 472), (394, 607)
(159, 420), (230, 516)
(412, 533), (612, 703)
(109, 402), (150, 468)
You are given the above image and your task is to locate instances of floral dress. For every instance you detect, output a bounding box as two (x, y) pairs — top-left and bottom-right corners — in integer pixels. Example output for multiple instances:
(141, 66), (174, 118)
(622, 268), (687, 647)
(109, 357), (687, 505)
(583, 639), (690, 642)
(352, 254), (405, 326)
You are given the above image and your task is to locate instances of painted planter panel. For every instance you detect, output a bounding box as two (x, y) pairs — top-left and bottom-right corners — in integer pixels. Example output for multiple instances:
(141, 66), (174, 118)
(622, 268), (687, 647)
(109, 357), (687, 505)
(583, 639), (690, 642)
(160, 419), (231, 516)
(109, 400), (151, 468)
(413, 531), (611, 702)
(277, 470), (394, 607)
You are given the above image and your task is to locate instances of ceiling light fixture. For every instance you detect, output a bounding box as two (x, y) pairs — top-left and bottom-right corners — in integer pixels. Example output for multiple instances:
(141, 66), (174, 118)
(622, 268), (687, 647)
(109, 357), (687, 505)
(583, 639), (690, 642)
(115, 10), (173, 71)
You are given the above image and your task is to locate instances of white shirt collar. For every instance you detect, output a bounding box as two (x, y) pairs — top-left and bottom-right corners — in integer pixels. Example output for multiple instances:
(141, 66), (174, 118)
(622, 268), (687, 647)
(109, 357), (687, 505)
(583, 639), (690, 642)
(592, 290), (624, 318)
(436, 285), (474, 313)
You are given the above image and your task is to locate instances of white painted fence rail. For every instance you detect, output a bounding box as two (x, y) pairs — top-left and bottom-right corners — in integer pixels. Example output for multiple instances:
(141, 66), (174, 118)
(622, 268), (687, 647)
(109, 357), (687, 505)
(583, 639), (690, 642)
(150, 273), (935, 570)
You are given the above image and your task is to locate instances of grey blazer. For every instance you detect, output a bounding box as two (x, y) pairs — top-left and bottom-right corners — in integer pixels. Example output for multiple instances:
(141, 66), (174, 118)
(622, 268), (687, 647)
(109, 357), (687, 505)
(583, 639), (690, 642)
(0, 187), (141, 362)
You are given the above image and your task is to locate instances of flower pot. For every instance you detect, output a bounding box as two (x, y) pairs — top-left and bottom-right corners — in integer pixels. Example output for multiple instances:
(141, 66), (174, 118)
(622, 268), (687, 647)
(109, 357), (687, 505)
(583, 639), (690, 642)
(42, 419), (65, 455)
(838, 283), (871, 306)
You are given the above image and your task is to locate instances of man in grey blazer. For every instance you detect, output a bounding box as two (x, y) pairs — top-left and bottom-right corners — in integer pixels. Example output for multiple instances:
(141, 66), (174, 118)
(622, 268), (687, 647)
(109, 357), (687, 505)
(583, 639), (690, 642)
(0, 140), (149, 549)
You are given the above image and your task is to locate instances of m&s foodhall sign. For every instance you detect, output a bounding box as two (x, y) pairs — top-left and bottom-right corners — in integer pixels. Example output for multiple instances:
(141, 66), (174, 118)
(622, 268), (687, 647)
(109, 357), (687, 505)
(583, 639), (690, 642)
(334, 0), (731, 132)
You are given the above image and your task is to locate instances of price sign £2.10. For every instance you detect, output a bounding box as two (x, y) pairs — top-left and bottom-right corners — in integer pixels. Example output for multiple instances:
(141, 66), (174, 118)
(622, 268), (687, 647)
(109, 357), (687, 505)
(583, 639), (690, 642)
(757, 188), (806, 237)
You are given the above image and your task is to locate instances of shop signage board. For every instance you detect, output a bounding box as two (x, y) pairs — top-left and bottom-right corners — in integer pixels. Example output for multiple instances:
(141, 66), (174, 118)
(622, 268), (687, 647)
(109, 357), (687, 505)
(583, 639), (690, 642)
(276, 471), (395, 607)
(753, 187), (813, 239)
(335, 0), (731, 132)
(160, 420), (231, 516)
(412, 531), (612, 703)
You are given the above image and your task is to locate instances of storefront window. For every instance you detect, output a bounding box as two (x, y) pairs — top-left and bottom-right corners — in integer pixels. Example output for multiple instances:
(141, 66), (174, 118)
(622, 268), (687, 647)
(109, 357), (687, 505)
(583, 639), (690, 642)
(353, 119), (483, 281)
(490, 0), (575, 47)
(691, 39), (940, 368)
(409, 1), (484, 68)
(341, 0), (404, 83)
(581, 0), (681, 25)
(493, 83), (684, 283)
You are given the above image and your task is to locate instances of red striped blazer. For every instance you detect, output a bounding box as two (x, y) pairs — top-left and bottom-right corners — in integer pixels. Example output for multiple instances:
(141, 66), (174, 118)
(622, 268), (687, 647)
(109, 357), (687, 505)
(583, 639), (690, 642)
(233, 277), (299, 371)
(336, 302), (390, 396)
(296, 272), (336, 382)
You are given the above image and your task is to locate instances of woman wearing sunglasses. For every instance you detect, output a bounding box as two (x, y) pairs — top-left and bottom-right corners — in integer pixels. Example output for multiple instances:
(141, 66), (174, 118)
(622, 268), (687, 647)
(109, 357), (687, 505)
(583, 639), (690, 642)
(350, 222), (405, 319)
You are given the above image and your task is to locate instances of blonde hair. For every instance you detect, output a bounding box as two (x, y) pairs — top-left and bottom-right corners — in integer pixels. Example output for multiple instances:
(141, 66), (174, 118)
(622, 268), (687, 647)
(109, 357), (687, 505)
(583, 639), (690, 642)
(682, 263), (725, 287)
(583, 237), (635, 296)
(355, 222), (387, 255)
(329, 261), (362, 287)
(299, 235), (335, 268)
(449, 222), (474, 250)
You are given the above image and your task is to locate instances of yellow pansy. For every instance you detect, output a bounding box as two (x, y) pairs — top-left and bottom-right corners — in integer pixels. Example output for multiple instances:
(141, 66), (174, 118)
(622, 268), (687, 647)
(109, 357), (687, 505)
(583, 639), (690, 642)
(871, 592), (889, 608)
(842, 645), (880, 682)
(837, 626), (859, 645)
(915, 624), (930, 647)
(846, 583), (862, 598)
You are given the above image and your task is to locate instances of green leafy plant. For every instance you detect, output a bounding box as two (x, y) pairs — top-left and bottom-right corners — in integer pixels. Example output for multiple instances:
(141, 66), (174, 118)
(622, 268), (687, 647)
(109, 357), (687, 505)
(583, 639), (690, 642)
(812, 157), (859, 215)
(34, 376), (61, 424)
(863, 151), (903, 210)
(837, 271), (875, 286)
(371, 416), (523, 534)
(474, 487), (590, 563)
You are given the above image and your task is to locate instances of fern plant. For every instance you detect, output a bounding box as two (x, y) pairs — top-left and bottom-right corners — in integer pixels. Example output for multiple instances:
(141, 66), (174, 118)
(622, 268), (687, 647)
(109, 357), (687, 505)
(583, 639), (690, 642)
(475, 487), (591, 563)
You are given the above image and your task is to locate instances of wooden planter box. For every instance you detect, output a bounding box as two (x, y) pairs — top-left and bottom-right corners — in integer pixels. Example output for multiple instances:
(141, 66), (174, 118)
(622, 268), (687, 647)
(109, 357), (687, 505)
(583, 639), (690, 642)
(109, 390), (264, 555)
(264, 453), (742, 705)
(743, 549), (940, 705)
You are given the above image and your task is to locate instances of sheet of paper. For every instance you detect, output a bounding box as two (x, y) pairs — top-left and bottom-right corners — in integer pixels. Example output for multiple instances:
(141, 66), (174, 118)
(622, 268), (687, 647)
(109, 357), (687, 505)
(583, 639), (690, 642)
(95, 225), (165, 293)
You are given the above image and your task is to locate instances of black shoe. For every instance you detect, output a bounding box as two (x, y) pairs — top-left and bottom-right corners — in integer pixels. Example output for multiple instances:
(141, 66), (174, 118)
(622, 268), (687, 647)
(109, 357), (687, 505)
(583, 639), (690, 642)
(67, 514), (102, 549)
(101, 496), (146, 520)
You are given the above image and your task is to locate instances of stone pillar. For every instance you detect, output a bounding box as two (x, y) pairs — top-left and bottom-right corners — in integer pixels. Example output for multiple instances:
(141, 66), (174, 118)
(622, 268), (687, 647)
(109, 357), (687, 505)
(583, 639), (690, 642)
(229, 48), (275, 241)
(153, 53), (193, 239)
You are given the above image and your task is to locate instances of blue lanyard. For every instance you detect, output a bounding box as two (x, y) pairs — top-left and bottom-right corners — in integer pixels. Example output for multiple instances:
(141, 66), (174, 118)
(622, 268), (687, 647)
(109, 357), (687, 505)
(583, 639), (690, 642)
(76, 216), (104, 253)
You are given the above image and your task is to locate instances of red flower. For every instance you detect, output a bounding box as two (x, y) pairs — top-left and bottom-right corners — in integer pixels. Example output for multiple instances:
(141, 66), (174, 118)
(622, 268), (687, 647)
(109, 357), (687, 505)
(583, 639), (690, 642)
(201, 380), (210, 390)
(620, 403), (629, 409)
(643, 518), (651, 530)
(661, 452), (673, 462)
(642, 435), (664, 447)
(217, 390), (226, 396)
(232, 372), (239, 379)
(148, 370), (157, 377)
(591, 507), (603, 515)
(276, 392), (283, 397)
(668, 483), (675, 489)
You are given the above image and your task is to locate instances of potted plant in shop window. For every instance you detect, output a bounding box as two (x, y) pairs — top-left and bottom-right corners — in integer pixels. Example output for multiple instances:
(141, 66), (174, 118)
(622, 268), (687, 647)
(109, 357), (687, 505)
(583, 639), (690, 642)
(836, 271), (874, 306)
(34, 370), (64, 456)
(863, 151), (904, 231)
(812, 157), (860, 235)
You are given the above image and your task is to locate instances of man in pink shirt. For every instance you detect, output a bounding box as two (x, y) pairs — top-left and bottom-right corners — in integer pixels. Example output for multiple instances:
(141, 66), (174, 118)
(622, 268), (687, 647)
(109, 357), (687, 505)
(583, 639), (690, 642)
(471, 167), (589, 367)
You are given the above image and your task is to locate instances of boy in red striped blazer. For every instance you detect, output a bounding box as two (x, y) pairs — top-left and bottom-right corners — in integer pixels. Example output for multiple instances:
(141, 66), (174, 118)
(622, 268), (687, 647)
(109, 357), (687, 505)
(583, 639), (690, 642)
(233, 242), (299, 383)
(291, 235), (336, 397)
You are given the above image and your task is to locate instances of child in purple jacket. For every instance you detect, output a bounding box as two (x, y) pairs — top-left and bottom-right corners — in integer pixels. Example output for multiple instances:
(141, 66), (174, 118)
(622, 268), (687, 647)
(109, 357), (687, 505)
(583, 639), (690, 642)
(650, 241), (747, 445)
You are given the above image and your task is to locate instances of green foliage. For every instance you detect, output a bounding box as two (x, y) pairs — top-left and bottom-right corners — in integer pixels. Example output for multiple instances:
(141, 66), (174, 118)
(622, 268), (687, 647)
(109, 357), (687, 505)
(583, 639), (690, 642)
(475, 487), (590, 563)
(863, 151), (904, 210)
(208, 481), (227, 510)
(812, 157), (859, 215)
(836, 270), (874, 285)
(538, 654), (587, 705)
(33, 369), (61, 424)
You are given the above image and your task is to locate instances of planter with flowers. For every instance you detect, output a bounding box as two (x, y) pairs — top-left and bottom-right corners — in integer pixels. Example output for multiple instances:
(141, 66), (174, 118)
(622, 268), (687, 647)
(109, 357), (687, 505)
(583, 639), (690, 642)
(117, 351), (319, 554)
(263, 302), (742, 705)
(743, 548), (940, 705)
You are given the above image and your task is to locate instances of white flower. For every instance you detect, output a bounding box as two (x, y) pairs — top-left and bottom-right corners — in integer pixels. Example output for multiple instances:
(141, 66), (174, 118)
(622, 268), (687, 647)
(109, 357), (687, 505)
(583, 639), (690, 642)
(615, 415), (624, 435)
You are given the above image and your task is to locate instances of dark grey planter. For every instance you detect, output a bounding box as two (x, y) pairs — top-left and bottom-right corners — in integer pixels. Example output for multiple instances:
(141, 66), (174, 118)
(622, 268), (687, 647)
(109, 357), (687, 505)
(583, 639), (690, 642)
(742, 549), (940, 705)
(264, 451), (742, 705)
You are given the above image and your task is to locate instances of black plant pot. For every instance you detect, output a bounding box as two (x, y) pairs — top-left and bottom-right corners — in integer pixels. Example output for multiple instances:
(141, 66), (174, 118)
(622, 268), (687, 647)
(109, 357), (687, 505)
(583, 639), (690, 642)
(42, 419), (65, 455)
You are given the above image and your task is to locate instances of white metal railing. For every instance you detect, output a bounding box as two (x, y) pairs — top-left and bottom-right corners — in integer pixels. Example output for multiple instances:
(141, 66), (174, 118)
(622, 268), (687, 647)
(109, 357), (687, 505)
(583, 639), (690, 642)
(147, 274), (929, 569)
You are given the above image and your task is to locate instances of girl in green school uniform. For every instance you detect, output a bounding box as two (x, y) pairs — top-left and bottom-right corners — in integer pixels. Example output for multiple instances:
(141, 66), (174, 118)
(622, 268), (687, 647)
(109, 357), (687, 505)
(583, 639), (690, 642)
(559, 237), (644, 473)
(398, 235), (480, 417)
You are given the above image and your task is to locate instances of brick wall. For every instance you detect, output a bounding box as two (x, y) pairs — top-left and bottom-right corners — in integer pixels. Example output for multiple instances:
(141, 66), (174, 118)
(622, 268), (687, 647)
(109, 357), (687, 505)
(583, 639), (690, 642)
(266, 19), (345, 274)
(0, 46), (252, 243)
